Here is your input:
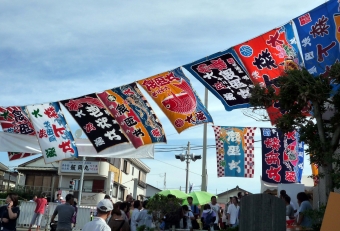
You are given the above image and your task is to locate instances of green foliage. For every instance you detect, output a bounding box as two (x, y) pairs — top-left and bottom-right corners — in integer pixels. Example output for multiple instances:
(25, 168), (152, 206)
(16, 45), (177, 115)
(137, 225), (155, 231)
(303, 205), (326, 231)
(146, 194), (182, 224)
(221, 226), (239, 231)
(249, 63), (340, 190)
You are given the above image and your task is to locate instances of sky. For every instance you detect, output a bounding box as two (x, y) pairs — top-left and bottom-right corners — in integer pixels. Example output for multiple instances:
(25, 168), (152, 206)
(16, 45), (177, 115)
(0, 0), (326, 194)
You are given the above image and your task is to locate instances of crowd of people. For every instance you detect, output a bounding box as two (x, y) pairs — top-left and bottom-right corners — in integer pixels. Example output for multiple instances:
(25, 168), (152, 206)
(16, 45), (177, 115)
(0, 189), (314, 231)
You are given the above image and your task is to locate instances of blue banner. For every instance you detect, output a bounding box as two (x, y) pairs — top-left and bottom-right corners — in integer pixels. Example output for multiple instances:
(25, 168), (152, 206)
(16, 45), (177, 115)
(293, 0), (340, 75)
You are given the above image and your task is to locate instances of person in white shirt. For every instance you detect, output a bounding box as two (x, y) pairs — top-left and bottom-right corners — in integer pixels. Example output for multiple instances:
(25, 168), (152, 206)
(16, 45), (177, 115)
(82, 199), (113, 231)
(181, 205), (195, 229)
(131, 200), (142, 231)
(227, 196), (239, 228)
(209, 196), (221, 230)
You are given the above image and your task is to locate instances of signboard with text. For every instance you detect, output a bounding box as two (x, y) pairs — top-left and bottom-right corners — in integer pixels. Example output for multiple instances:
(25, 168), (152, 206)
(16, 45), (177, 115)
(60, 161), (99, 174)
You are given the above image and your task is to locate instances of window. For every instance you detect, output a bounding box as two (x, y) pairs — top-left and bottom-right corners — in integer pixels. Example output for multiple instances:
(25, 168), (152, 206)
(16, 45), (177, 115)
(118, 187), (125, 200)
(112, 184), (118, 198)
(122, 160), (130, 174)
(132, 167), (134, 176)
(83, 180), (93, 192)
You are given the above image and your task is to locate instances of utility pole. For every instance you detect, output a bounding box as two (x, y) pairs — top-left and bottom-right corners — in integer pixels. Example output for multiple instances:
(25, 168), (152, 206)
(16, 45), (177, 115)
(164, 172), (166, 190)
(175, 141), (201, 194)
(201, 88), (208, 192)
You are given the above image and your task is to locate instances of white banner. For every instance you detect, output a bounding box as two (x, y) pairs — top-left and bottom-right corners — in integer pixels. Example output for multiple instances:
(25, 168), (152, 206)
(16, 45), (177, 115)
(26, 103), (78, 163)
(61, 160), (99, 173)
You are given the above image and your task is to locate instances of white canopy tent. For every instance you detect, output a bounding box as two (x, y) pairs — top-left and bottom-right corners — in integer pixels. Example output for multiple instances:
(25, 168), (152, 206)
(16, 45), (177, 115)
(0, 131), (154, 158)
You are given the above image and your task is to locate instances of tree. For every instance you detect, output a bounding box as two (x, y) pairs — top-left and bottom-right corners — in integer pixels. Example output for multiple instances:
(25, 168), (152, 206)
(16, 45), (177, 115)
(249, 63), (340, 204)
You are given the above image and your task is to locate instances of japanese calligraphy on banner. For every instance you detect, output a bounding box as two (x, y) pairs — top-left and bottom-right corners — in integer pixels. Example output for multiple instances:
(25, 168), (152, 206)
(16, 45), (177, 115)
(137, 67), (213, 133)
(60, 160), (99, 173)
(26, 103), (78, 164)
(183, 49), (254, 111)
(260, 128), (304, 184)
(213, 126), (256, 178)
(293, 0), (340, 75)
(234, 23), (302, 124)
(0, 106), (37, 161)
(60, 93), (129, 152)
(97, 82), (166, 148)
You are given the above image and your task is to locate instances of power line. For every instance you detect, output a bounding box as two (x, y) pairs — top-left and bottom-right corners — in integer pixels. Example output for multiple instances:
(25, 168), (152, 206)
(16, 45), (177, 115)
(151, 158), (201, 176)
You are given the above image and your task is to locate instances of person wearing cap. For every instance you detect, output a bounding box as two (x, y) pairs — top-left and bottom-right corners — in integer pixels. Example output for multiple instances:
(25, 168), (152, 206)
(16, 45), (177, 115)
(82, 199), (113, 231)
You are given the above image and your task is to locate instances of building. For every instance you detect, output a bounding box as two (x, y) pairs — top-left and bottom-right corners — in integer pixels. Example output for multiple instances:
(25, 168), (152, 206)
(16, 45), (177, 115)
(15, 156), (150, 205)
(0, 162), (21, 192)
(217, 186), (251, 208)
(145, 183), (162, 198)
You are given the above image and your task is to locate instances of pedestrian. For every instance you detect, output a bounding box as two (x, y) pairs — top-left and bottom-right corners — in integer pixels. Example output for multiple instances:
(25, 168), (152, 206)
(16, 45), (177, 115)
(181, 205), (195, 229)
(119, 202), (129, 222)
(29, 195), (37, 202)
(237, 192), (243, 203)
(28, 193), (48, 231)
(209, 196), (220, 230)
(0, 193), (20, 231)
(201, 204), (216, 231)
(280, 190), (297, 213)
(82, 199), (113, 231)
(284, 195), (295, 219)
(71, 200), (78, 228)
(186, 196), (199, 218)
(50, 194), (75, 231)
(136, 200), (153, 229)
(226, 196), (239, 228)
(131, 200), (142, 231)
(54, 194), (62, 204)
(295, 192), (312, 228)
(108, 209), (130, 231)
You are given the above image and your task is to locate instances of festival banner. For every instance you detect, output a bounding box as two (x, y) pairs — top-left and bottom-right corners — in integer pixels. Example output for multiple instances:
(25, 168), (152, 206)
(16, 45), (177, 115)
(60, 93), (129, 152)
(213, 126), (256, 178)
(234, 22), (302, 124)
(183, 49), (254, 111)
(137, 67), (213, 133)
(26, 103), (78, 163)
(0, 106), (37, 161)
(293, 0), (340, 75)
(260, 128), (304, 184)
(97, 82), (166, 148)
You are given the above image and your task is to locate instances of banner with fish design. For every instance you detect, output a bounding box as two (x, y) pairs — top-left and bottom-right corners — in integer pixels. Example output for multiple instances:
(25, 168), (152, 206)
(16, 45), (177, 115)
(26, 103), (78, 163)
(293, 0), (340, 76)
(97, 82), (166, 148)
(137, 67), (213, 133)
(213, 126), (256, 178)
(0, 106), (37, 161)
(183, 49), (254, 111)
(260, 128), (304, 184)
(234, 22), (302, 124)
(60, 93), (129, 152)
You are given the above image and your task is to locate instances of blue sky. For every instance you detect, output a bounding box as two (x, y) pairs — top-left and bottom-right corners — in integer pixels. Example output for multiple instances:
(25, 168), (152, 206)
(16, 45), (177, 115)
(0, 0), (326, 194)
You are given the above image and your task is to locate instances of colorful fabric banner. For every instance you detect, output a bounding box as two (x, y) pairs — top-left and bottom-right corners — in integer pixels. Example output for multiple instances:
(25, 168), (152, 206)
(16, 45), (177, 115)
(234, 23), (302, 124)
(26, 103), (78, 163)
(183, 49), (254, 111)
(0, 106), (37, 161)
(213, 126), (256, 178)
(60, 93), (129, 152)
(97, 82), (166, 148)
(137, 67), (213, 133)
(260, 128), (304, 184)
(293, 0), (340, 75)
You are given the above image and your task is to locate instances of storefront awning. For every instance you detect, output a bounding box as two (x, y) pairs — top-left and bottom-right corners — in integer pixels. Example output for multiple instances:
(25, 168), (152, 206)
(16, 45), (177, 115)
(0, 132), (154, 159)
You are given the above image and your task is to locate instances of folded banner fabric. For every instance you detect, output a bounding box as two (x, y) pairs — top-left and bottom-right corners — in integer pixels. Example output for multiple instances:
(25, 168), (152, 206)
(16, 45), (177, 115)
(213, 126), (256, 178)
(97, 82), (166, 149)
(183, 48), (254, 111)
(0, 132), (154, 159)
(138, 67), (213, 133)
(60, 93), (129, 152)
(293, 0), (340, 76)
(234, 22), (302, 124)
(0, 106), (37, 161)
(260, 128), (304, 184)
(26, 103), (78, 163)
